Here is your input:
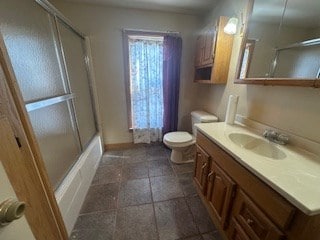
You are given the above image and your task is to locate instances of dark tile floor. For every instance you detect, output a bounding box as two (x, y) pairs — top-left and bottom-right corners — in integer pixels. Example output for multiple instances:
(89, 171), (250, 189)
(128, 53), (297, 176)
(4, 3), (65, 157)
(70, 144), (223, 240)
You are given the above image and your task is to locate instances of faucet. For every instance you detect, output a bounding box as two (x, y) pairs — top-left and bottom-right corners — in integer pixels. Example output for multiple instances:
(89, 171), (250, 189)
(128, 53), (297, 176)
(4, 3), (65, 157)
(263, 129), (289, 145)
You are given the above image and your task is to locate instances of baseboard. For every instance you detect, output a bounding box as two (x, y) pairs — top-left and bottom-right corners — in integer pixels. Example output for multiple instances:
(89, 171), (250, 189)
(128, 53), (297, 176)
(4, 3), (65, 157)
(104, 141), (165, 151)
(55, 135), (103, 235)
(105, 142), (135, 150)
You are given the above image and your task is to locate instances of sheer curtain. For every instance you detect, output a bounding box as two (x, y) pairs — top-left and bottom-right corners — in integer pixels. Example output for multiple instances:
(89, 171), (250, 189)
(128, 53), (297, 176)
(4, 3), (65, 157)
(129, 38), (164, 143)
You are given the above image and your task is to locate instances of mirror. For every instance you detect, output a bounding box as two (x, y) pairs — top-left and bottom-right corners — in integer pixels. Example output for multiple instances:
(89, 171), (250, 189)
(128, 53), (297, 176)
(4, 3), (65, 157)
(237, 0), (320, 86)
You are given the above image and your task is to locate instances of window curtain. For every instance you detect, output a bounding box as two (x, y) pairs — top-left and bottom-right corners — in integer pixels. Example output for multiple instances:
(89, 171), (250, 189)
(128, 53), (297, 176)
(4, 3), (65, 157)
(162, 35), (182, 135)
(129, 38), (164, 143)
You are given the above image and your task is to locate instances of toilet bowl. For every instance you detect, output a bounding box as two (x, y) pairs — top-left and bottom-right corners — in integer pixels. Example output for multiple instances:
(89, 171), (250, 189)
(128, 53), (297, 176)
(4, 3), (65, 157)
(163, 131), (196, 164)
(163, 111), (218, 164)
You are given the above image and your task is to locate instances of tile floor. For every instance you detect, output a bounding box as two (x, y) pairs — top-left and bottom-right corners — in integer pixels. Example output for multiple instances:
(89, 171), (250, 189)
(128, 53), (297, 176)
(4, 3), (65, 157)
(70, 144), (223, 240)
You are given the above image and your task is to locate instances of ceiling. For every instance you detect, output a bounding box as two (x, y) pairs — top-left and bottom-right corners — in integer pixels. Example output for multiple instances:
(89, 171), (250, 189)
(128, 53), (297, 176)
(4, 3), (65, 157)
(63, 0), (218, 15)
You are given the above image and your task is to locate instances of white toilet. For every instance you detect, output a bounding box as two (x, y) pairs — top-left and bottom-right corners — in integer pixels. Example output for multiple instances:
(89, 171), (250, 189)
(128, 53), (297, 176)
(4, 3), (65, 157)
(163, 110), (218, 164)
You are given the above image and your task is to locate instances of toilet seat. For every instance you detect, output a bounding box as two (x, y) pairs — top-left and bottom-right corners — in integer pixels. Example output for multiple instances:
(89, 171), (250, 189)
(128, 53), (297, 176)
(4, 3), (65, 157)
(163, 131), (195, 147)
(163, 110), (218, 164)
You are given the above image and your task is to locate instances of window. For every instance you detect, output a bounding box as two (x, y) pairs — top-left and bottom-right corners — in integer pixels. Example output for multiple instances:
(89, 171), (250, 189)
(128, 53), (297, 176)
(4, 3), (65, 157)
(123, 31), (164, 133)
(240, 39), (256, 78)
(123, 30), (182, 143)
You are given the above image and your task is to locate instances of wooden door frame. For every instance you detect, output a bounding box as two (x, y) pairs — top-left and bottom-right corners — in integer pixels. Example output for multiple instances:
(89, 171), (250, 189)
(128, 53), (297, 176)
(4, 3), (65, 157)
(0, 34), (68, 239)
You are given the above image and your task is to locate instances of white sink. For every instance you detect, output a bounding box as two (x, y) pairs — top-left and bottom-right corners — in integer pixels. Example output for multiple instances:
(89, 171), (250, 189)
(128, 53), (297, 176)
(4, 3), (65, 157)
(228, 133), (286, 160)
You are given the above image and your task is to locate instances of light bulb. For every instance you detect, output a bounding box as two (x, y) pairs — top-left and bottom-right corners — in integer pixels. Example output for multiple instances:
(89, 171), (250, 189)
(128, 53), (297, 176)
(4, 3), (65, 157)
(224, 17), (238, 35)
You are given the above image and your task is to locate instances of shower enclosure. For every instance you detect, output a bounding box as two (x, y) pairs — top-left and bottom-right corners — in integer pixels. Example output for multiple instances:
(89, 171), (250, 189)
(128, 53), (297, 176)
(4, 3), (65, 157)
(0, 0), (98, 189)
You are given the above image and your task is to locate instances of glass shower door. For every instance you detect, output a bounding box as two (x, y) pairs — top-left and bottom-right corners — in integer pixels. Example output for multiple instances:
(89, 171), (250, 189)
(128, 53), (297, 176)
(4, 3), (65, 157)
(57, 20), (97, 148)
(0, 1), (82, 189)
(0, 1), (68, 102)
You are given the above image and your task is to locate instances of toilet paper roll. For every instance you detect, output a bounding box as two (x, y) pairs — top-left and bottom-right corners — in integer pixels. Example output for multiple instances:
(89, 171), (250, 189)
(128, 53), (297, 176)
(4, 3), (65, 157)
(225, 95), (239, 125)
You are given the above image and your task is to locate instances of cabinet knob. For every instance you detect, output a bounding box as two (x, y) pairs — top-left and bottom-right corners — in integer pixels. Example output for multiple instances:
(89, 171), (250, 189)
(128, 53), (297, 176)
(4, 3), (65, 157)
(201, 163), (207, 170)
(246, 218), (254, 226)
(0, 198), (26, 226)
(208, 171), (214, 181)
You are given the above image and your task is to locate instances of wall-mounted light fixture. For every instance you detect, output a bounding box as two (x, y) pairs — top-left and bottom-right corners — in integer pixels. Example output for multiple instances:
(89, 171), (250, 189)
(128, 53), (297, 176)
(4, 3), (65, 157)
(224, 17), (239, 35)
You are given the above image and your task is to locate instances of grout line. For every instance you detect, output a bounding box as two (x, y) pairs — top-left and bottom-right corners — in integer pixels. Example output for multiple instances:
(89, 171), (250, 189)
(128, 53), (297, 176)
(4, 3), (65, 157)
(88, 181), (121, 187)
(77, 208), (117, 217)
(148, 157), (161, 240)
(90, 180), (120, 186)
(112, 152), (124, 238)
(184, 196), (202, 237)
(79, 206), (119, 217)
(112, 210), (118, 239)
(112, 152), (124, 239)
(146, 145), (176, 240)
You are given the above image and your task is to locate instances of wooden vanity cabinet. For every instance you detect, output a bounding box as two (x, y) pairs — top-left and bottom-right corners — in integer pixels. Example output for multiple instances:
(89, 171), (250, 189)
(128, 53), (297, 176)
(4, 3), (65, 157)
(206, 161), (236, 229)
(229, 219), (250, 240)
(194, 145), (210, 194)
(193, 131), (320, 240)
(230, 190), (284, 240)
(194, 145), (236, 230)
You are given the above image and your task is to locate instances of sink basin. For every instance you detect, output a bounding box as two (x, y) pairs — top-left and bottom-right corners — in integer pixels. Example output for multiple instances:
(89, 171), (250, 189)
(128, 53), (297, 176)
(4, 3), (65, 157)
(228, 133), (286, 160)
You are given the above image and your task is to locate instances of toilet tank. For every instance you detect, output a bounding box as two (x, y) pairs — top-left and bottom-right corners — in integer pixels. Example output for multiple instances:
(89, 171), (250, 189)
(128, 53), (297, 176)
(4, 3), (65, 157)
(191, 111), (218, 135)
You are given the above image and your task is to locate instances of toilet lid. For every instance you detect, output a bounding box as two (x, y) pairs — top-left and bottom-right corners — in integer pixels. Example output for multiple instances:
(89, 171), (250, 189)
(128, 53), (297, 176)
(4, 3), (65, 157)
(164, 131), (193, 144)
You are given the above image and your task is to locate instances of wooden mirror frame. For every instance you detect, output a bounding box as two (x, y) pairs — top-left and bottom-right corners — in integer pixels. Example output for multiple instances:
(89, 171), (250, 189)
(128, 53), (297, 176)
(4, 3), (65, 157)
(234, 0), (320, 88)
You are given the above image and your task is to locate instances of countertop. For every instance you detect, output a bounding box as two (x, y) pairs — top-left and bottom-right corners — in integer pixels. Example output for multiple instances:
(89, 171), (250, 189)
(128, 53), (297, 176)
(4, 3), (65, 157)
(195, 122), (320, 216)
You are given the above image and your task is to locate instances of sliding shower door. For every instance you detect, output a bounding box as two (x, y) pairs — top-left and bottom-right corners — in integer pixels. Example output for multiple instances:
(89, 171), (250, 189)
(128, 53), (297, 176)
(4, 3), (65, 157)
(0, 0), (97, 189)
(28, 101), (81, 187)
(0, 2), (68, 102)
(57, 20), (97, 148)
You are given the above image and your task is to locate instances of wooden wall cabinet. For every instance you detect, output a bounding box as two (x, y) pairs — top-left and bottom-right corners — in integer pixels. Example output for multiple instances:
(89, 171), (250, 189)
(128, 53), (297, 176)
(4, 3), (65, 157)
(195, 27), (216, 68)
(194, 16), (234, 84)
(194, 131), (320, 240)
(195, 36), (203, 68)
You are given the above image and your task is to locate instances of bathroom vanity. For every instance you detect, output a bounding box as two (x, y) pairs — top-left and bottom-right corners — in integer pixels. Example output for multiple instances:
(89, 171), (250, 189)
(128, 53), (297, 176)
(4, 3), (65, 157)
(193, 122), (320, 240)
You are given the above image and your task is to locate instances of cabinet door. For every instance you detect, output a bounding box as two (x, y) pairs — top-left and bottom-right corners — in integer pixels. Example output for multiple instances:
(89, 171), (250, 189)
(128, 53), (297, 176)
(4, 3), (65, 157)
(202, 27), (216, 66)
(206, 161), (236, 229)
(195, 36), (204, 67)
(194, 145), (210, 194)
(229, 219), (251, 240)
(231, 190), (284, 240)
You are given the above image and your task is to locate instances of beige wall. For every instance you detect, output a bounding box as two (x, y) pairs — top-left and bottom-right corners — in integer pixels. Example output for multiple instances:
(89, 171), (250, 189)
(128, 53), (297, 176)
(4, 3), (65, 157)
(50, 0), (201, 144)
(247, 22), (310, 78)
(196, 0), (320, 143)
(50, 0), (320, 144)
(311, 27), (320, 37)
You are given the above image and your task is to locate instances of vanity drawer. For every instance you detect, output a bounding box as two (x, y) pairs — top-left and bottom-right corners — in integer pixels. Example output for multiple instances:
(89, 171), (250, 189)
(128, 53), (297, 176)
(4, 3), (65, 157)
(231, 190), (284, 240)
(229, 219), (250, 240)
